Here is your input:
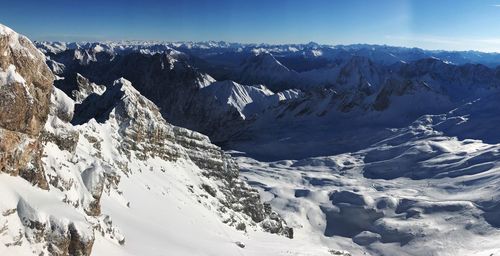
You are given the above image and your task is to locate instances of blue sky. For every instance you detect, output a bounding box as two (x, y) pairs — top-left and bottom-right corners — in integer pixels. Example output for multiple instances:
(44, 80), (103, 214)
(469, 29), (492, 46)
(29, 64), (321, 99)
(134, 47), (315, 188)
(2, 0), (500, 52)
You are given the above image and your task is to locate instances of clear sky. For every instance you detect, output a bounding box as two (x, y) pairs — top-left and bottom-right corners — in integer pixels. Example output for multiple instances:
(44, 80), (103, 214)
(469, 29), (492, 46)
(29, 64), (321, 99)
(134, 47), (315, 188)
(2, 0), (500, 52)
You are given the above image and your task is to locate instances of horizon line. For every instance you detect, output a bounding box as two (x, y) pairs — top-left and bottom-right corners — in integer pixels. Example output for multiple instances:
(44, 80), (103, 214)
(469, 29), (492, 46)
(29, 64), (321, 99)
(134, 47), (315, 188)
(34, 40), (500, 54)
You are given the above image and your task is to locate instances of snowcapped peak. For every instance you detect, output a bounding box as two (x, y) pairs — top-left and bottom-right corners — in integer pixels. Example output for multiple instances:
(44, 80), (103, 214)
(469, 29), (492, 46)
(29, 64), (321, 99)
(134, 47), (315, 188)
(238, 52), (299, 91)
(73, 77), (160, 125)
(253, 84), (275, 95)
(246, 52), (290, 72)
(201, 80), (284, 119)
(113, 77), (133, 88)
(311, 49), (323, 57)
(91, 43), (107, 53)
(251, 48), (270, 55)
(164, 47), (184, 57)
(0, 23), (54, 135)
(113, 77), (147, 100)
(67, 42), (80, 50)
(159, 48), (188, 70)
(0, 23), (45, 60)
(305, 41), (320, 48)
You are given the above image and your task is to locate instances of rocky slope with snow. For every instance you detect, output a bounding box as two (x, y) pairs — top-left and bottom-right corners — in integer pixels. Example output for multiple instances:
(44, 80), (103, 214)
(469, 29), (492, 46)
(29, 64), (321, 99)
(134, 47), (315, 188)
(0, 24), (53, 189)
(1, 24), (350, 256)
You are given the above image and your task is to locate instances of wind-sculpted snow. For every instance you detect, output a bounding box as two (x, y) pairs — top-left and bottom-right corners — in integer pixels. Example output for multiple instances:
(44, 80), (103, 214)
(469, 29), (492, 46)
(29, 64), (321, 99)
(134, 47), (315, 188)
(231, 79), (500, 255)
(236, 94), (500, 255)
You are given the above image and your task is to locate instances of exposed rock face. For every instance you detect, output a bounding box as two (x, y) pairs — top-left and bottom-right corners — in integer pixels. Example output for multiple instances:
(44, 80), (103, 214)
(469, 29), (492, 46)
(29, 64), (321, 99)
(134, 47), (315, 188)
(1, 24), (293, 256)
(0, 24), (100, 256)
(0, 24), (53, 189)
(41, 87), (79, 154)
(0, 130), (47, 188)
(0, 25), (53, 135)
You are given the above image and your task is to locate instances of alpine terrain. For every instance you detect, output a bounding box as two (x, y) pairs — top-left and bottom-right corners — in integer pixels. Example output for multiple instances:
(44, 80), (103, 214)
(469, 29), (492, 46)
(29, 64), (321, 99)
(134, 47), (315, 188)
(1, 18), (500, 256)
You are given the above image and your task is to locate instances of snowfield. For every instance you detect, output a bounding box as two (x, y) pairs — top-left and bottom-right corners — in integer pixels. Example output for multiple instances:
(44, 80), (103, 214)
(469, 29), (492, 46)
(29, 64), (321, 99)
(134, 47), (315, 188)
(236, 96), (500, 256)
(92, 158), (338, 256)
(36, 39), (500, 256)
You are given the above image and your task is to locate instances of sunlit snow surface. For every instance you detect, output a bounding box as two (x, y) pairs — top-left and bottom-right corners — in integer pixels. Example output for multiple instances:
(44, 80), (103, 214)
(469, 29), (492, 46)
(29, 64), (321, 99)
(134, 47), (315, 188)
(92, 159), (337, 256)
(236, 96), (500, 256)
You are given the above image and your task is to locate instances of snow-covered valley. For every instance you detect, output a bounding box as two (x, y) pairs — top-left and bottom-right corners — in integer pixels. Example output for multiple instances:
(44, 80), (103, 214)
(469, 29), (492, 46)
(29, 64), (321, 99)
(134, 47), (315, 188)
(237, 100), (500, 255)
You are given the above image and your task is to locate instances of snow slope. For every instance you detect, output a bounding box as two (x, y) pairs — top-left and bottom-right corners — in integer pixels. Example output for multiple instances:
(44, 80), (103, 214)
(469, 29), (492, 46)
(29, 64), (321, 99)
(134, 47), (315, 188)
(236, 95), (500, 256)
(92, 158), (340, 256)
(200, 80), (301, 119)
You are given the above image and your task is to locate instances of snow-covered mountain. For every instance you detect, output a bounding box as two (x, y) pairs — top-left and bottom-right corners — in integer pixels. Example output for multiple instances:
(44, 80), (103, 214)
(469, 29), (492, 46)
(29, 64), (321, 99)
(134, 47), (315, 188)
(37, 39), (500, 165)
(3, 28), (497, 256)
(37, 41), (500, 66)
(237, 53), (300, 91)
(1, 24), (359, 256)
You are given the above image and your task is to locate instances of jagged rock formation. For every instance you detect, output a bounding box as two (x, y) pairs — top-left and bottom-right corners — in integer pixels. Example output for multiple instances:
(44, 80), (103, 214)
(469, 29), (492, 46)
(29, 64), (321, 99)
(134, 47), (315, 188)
(0, 24), (53, 189)
(72, 77), (292, 237)
(39, 42), (500, 150)
(45, 49), (243, 140)
(238, 53), (299, 91)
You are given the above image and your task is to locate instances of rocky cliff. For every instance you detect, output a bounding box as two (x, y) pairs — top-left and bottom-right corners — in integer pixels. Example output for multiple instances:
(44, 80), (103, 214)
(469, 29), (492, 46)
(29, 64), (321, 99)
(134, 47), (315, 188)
(0, 24), (53, 189)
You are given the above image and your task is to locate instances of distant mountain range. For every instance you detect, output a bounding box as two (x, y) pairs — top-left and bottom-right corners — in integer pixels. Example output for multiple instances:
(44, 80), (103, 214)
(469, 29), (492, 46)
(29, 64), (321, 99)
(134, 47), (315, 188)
(36, 40), (500, 158)
(36, 40), (500, 66)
